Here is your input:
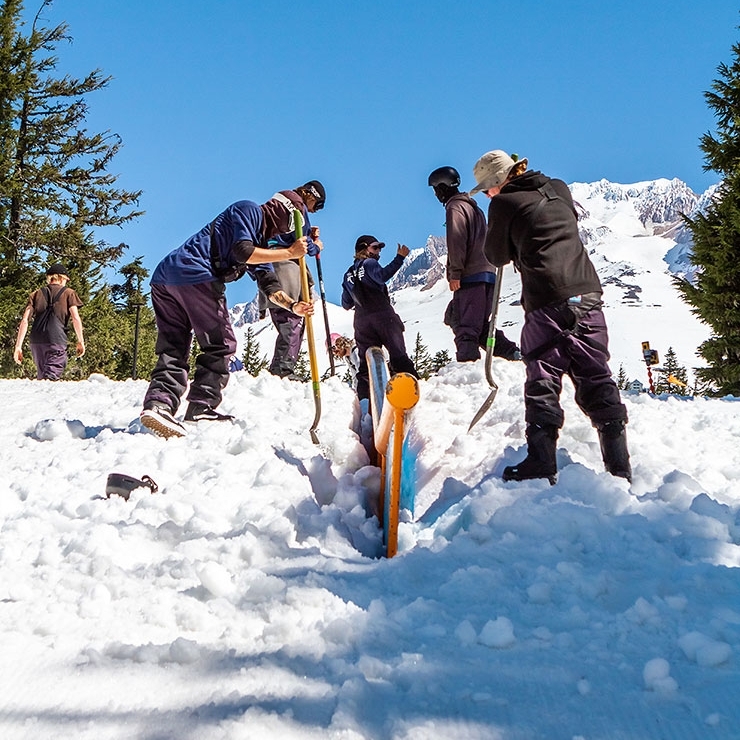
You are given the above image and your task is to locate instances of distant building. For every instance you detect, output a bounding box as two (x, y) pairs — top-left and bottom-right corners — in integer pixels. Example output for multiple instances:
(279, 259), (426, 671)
(628, 379), (645, 393)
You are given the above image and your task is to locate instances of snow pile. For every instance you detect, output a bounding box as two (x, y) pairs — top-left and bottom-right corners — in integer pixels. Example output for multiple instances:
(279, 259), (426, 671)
(1, 362), (740, 738)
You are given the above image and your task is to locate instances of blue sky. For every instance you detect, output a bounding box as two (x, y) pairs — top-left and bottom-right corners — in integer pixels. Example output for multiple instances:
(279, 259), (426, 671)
(29, 0), (740, 304)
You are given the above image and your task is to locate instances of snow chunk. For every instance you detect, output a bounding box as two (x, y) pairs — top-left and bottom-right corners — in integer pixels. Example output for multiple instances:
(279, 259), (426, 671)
(196, 562), (234, 598)
(32, 418), (87, 441)
(678, 631), (732, 666)
(479, 617), (516, 648)
(643, 658), (678, 693)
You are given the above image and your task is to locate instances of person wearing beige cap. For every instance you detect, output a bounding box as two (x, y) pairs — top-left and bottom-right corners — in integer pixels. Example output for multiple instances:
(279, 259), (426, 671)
(13, 262), (85, 380)
(470, 150), (631, 485)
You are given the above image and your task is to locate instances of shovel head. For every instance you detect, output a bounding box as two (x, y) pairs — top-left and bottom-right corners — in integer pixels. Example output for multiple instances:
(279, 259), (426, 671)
(468, 384), (498, 432)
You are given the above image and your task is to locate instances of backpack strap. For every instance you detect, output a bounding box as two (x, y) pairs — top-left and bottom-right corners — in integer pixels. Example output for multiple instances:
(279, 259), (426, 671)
(42, 285), (67, 311)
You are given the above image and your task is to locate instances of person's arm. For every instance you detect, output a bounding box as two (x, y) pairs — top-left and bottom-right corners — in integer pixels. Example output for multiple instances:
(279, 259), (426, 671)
(13, 304), (33, 364)
(69, 305), (85, 357)
(483, 200), (514, 267)
(247, 238), (308, 264)
(363, 244), (409, 287)
(268, 290), (314, 317)
(255, 267), (314, 316)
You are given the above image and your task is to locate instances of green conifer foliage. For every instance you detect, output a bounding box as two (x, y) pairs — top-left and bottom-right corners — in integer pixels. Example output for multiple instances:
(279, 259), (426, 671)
(241, 326), (268, 377)
(0, 0), (142, 376)
(654, 346), (691, 396)
(676, 38), (740, 395)
(412, 332), (433, 379)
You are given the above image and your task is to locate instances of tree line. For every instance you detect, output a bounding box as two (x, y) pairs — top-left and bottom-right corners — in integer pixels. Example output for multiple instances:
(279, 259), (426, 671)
(0, 0), (157, 380)
(2, 0), (740, 395)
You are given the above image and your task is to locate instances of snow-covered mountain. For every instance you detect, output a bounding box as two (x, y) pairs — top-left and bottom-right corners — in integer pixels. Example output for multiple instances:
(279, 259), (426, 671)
(230, 178), (717, 387)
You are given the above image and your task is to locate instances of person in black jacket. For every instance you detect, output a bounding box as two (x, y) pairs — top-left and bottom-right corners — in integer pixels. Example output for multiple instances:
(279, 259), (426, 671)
(470, 150), (630, 484)
(341, 235), (417, 402)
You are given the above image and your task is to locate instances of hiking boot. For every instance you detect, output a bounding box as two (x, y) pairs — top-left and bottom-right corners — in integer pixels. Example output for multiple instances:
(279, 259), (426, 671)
(140, 403), (187, 439)
(492, 330), (522, 361)
(502, 424), (558, 485)
(184, 402), (235, 423)
(597, 420), (632, 482)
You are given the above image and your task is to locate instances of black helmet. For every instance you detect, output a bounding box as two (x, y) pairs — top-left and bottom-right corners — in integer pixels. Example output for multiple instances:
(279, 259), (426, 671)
(428, 166), (460, 188)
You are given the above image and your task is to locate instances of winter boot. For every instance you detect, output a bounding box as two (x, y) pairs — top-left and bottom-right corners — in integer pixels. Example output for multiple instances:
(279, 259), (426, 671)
(503, 424), (558, 485)
(493, 330), (522, 361)
(597, 420), (632, 482)
(184, 402), (235, 423)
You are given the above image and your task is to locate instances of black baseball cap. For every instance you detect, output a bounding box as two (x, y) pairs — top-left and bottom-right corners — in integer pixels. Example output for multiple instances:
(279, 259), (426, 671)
(354, 235), (385, 251)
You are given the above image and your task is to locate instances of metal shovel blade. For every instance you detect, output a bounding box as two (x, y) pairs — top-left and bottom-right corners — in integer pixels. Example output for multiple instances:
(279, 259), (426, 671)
(468, 384), (499, 432)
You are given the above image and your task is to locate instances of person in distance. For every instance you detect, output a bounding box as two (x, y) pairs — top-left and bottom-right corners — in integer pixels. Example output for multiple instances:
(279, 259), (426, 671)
(258, 181), (325, 380)
(14, 262), (85, 380)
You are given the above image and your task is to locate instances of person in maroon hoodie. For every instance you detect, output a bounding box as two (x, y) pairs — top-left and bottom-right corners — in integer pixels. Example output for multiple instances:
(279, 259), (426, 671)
(428, 165), (520, 362)
(471, 150), (630, 484)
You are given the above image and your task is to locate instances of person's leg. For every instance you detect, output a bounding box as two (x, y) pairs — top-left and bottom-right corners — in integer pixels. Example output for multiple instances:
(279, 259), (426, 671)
(268, 307), (305, 377)
(143, 284), (193, 413)
(566, 309), (630, 480)
(31, 343), (67, 380)
(503, 306), (568, 483)
(382, 313), (417, 377)
(353, 317), (381, 402)
(186, 282), (237, 409)
(453, 284), (485, 361)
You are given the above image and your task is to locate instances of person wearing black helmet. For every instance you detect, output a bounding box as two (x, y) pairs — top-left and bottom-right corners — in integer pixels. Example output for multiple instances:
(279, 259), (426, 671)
(258, 181), (326, 379)
(341, 235), (417, 402)
(428, 166), (520, 363)
(13, 262), (85, 380)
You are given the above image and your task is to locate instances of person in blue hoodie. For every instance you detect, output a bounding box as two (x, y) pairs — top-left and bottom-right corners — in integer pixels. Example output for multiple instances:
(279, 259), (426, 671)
(341, 235), (417, 402)
(140, 193), (316, 439)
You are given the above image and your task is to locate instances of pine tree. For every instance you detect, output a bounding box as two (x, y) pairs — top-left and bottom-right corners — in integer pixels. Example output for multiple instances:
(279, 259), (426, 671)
(431, 348), (451, 374)
(412, 332), (433, 379)
(293, 350), (310, 381)
(654, 346), (691, 396)
(0, 0), (142, 375)
(242, 326), (268, 377)
(616, 364), (628, 390)
(674, 35), (740, 396)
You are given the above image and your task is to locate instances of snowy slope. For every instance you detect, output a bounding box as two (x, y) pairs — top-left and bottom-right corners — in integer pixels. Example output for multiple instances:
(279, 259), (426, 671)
(1, 362), (740, 738)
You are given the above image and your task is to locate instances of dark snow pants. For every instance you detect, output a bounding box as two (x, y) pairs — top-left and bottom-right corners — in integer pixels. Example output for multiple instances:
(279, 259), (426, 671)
(353, 310), (417, 401)
(30, 342), (68, 380)
(445, 282), (519, 361)
(268, 306), (305, 377)
(520, 301), (627, 430)
(144, 281), (237, 413)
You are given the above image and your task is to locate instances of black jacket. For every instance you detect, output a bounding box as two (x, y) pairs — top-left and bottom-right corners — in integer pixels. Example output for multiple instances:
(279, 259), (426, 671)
(483, 171), (601, 312)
